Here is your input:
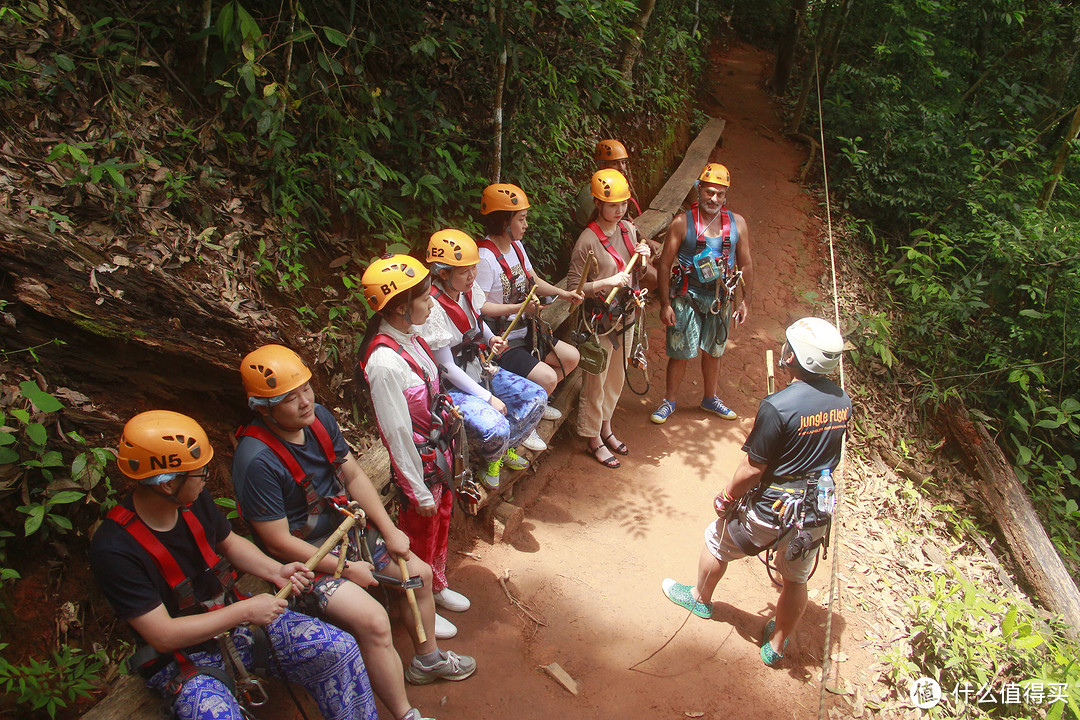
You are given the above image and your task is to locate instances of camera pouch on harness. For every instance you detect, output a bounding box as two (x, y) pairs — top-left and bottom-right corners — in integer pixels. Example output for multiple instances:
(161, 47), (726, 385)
(577, 335), (609, 375)
(692, 246), (722, 284)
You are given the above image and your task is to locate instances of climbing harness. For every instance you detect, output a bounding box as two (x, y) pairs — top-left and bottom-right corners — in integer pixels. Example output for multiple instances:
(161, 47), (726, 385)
(360, 334), (461, 505)
(106, 505), (272, 717)
(235, 419), (351, 543)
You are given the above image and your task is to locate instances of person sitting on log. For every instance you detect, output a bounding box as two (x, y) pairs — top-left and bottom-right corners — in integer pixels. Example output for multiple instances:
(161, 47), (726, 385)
(661, 318), (850, 667)
(357, 254), (479, 652)
(475, 182), (584, 452)
(567, 169), (652, 468)
(231, 343), (475, 719)
(419, 228), (548, 489)
(90, 410), (378, 720)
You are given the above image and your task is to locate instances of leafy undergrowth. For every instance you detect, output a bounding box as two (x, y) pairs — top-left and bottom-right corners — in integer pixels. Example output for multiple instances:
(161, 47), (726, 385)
(820, 221), (1080, 720)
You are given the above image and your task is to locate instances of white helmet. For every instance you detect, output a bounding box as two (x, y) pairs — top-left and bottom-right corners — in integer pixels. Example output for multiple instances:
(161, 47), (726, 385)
(785, 317), (843, 374)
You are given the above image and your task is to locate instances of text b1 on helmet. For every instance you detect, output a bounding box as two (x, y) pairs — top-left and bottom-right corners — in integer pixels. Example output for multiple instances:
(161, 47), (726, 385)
(241, 344), (311, 400)
(480, 183), (530, 215)
(361, 253), (429, 312)
(590, 169), (631, 203)
(117, 410), (214, 483)
(785, 317), (844, 374)
(594, 139), (628, 162)
(698, 163), (731, 187)
(427, 229), (479, 267)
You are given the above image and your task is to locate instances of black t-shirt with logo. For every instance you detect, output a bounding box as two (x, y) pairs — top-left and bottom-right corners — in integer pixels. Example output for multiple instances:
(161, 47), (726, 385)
(90, 489), (233, 622)
(742, 376), (851, 480)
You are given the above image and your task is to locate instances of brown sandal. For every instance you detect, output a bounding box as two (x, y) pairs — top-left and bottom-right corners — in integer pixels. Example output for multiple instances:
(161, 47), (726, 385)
(587, 441), (620, 468)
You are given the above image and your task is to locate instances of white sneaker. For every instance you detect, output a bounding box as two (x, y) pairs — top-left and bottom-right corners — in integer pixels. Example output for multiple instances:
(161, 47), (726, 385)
(433, 588), (471, 612)
(542, 404), (562, 421)
(434, 613), (457, 639)
(522, 429), (547, 452)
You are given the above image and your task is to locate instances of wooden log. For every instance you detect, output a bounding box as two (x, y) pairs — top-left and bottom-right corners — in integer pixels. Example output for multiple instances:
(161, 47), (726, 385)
(493, 501), (525, 544)
(941, 397), (1080, 637)
(80, 672), (317, 720)
(644, 117), (726, 217)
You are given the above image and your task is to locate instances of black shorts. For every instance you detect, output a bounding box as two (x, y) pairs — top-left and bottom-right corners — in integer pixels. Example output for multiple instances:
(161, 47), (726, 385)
(495, 345), (541, 378)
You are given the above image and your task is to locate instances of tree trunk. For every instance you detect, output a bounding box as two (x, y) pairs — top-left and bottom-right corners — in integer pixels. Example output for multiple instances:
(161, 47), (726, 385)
(787, 0), (842, 135)
(491, 0), (507, 182)
(0, 213), (271, 433)
(619, 0), (658, 86)
(1037, 99), (1080, 210)
(1039, 12), (1080, 128)
(771, 0), (808, 96)
(941, 397), (1080, 638)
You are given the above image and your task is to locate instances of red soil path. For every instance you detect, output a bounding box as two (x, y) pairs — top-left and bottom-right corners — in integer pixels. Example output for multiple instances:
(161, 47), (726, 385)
(396, 44), (863, 720)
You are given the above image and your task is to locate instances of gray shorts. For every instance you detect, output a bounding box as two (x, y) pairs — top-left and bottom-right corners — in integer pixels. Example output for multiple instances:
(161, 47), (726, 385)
(704, 514), (826, 584)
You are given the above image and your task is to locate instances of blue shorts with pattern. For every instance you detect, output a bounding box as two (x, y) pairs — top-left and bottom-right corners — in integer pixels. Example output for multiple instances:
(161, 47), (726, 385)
(665, 292), (732, 360)
(146, 608), (376, 720)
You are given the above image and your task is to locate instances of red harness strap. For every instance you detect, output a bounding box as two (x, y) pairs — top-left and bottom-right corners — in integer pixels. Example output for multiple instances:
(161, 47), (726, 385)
(361, 334), (437, 382)
(106, 504), (237, 614)
(431, 284), (478, 335)
(587, 220), (637, 273)
(674, 205), (733, 296)
(235, 419), (342, 539)
(477, 238), (532, 301)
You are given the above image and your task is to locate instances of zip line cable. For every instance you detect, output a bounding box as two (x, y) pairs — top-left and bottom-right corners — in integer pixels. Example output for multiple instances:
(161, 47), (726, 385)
(812, 46), (849, 720)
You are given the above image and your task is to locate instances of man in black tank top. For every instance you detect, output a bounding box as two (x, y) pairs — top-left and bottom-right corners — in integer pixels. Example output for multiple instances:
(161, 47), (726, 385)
(660, 318), (851, 668)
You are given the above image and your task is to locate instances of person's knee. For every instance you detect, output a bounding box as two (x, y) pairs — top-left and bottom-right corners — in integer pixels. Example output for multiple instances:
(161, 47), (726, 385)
(326, 585), (393, 640)
(529, 364), (558, 393)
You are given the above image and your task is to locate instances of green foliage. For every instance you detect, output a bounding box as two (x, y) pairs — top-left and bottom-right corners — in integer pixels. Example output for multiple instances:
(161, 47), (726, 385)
(0, 643), (107, 719)
(890, 567), (1080, 719)
(0, 380), (118, 581)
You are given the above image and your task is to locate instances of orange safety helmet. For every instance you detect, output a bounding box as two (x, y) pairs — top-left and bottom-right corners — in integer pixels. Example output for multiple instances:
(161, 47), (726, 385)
(590, 169), (631, 203)
(241, 344), (312, 399)
(117, 410), (214, 482)
(698, 163), (731, 187)
(361, 253), (429, 312)
(594, 139), (628, 161)
(480, 183), (530, 215)
(427, 229), (480, 267)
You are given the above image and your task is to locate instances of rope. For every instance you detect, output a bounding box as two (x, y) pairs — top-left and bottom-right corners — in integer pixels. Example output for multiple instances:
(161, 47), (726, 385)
(812, 46), (849, 720)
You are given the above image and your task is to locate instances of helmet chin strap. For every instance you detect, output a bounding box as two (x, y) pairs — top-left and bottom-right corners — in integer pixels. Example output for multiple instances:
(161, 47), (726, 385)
(149, 475), (191, 506)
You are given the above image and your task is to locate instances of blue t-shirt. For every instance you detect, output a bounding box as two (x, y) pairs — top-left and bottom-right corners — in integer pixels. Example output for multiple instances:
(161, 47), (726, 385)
(232, 404), (350, 545)
(90, 489), (233, 621)
(742, 377), (851, 480)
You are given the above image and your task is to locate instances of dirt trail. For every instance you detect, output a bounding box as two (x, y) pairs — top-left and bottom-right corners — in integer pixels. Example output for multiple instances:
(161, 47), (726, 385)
(399, 44), (857, 720)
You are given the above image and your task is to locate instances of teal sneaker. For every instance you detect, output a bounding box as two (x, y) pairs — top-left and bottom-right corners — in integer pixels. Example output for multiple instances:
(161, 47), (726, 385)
(760, 618), (788, 667)
(650, 399), (676, 424)
(502, 447), (529, 471)
(661, 578), (712, 619)
(700, 396), (737, 420)
(481, 458), (502, 489)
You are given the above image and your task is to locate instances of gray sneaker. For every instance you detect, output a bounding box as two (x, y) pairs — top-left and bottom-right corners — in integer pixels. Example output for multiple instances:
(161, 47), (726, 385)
(405, 650), (477, 685)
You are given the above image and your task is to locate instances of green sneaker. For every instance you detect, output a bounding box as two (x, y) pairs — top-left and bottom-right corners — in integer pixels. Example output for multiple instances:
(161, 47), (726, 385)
(481, 458), (502, 489)
(502, 447), (529, 470)
(760, 618), (788, 667)
(661, 578), (712, 619)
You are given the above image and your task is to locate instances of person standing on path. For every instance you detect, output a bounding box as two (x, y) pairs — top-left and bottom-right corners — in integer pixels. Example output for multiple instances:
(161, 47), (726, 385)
(573, 139), (662, 291)
(651, 162), (753, 424)
(567, 169), (652, 468)
(661, 318), (850, 667)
